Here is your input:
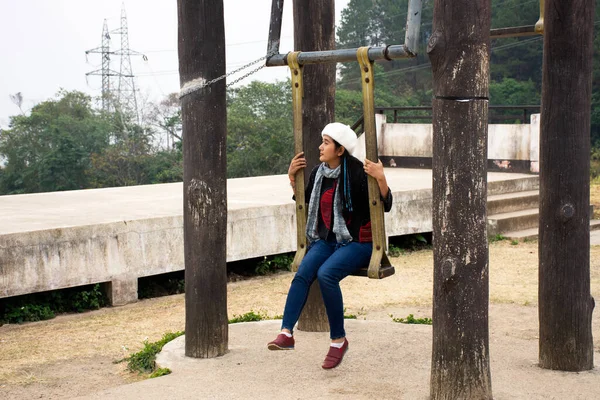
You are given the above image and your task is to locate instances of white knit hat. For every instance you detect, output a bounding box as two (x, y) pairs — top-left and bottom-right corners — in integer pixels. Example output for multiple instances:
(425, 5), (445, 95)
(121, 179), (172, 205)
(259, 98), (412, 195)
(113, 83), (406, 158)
(321, 122), (357, 155)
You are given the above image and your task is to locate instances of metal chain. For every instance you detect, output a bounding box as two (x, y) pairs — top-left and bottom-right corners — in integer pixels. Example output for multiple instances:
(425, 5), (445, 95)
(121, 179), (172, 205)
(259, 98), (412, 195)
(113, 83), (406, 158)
(179, 45), (280, 99)
(226, 63), (269, 88)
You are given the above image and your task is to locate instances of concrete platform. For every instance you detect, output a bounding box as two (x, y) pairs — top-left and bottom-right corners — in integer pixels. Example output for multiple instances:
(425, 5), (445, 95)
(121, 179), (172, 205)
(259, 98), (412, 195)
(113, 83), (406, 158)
(0, 169), (538, 304)
(0, 169), (535, 235)
(73, 319), (600, 400)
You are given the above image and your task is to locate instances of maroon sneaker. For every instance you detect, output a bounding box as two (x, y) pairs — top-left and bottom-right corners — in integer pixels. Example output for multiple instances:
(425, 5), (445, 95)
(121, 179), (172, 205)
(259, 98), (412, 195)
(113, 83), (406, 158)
(267, 333), (295, 350)
(322, 338), (349, 369)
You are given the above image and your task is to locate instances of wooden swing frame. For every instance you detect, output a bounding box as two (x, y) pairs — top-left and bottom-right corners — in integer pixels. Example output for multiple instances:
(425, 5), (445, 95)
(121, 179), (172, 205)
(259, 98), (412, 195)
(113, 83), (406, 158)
(266, 0), (423, 279)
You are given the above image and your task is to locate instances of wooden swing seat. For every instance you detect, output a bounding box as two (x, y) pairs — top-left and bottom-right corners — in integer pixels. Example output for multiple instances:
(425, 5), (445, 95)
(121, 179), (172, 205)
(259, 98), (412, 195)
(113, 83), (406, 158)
(352, 264), (395, 279)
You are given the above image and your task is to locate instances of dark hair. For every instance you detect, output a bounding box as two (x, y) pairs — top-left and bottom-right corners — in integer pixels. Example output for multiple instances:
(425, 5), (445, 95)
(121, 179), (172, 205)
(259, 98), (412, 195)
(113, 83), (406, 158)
(332, 139), (345, 154)
(332, 140), (353, 212)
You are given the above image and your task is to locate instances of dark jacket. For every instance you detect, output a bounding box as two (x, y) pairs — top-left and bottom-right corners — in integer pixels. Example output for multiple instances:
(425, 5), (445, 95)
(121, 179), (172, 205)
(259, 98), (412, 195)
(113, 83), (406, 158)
(301, 155), (393, 243)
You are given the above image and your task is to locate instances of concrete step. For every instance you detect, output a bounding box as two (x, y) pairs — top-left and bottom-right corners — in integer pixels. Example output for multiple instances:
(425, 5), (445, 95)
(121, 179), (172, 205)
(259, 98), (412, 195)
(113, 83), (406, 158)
(488, 208), (539, 237)
(488, 175), (539, 196)
(504, 219), (600, 241)
(487, 190), (539, 215)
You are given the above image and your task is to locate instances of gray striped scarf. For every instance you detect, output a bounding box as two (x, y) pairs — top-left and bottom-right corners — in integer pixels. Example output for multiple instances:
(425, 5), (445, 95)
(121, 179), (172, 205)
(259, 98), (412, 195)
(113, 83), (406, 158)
(306, 163), (353, 244)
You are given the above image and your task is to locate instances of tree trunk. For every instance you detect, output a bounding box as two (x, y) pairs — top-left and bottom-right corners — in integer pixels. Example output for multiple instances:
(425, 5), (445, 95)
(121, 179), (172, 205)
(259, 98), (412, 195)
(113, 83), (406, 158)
(538, 0), (595, 371)
(178, 0), (228, 358)
(293, 0), (336, 333)
(427, 0), (493, 398)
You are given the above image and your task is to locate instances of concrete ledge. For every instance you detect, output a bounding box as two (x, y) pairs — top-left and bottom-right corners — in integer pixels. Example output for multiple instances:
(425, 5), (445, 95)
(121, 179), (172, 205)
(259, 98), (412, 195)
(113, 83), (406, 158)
(0, 170), (539, 304)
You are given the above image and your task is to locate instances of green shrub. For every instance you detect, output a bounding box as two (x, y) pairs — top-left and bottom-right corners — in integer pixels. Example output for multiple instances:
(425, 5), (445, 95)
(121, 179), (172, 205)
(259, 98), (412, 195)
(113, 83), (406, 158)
(390, 313), (432, 325)
(0, 283), (107, 324)
(255, 254), (293, 275)
(3, 304), (55, 324)
(388, 244), (404, 257)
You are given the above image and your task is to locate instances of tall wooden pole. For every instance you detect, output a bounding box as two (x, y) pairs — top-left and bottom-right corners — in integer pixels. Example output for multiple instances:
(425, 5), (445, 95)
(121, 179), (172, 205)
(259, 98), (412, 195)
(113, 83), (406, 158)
(538, 0), (595, 371)
(293, 0), (336, 333)
(178, 0), (228, 358)
(427, 0), (493, 398)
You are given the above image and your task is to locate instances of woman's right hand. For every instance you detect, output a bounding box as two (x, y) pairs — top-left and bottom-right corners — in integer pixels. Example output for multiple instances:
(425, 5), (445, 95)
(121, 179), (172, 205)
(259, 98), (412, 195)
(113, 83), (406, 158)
(288, 152), (306, 181)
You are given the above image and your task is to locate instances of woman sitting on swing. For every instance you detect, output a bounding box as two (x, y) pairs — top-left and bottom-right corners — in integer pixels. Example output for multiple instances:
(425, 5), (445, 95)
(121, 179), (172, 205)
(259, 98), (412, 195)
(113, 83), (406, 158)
(267, 122), (393, 369)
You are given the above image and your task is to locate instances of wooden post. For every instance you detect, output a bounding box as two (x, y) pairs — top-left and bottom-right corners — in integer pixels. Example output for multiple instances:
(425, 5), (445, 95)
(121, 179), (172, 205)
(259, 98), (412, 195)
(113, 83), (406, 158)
(538, 0), (595, 371)
(427, 0), (493, 398)
(177, 0), (228, 358)
(293, 0), (336, 332)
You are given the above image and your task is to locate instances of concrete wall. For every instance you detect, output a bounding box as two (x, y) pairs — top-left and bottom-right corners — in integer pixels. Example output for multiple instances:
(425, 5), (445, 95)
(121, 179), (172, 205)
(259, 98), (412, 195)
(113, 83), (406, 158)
(0, 189), (429, 305)
(0, 209), (301, 305)
(379, 114), (540, 172)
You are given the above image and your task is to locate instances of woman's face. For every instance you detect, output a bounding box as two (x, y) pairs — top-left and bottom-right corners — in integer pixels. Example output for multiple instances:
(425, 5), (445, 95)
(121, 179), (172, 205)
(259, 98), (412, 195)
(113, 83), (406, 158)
(319, 135), (344, 166)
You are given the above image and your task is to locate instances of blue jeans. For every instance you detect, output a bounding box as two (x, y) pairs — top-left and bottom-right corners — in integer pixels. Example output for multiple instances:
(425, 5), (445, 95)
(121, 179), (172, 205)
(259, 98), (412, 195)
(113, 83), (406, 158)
(281, 239), (373, 339)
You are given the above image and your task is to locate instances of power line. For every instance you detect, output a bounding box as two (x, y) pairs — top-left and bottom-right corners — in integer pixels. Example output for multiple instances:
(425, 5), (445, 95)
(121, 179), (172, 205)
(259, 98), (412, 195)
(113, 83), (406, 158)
(139, 35), (294, 54)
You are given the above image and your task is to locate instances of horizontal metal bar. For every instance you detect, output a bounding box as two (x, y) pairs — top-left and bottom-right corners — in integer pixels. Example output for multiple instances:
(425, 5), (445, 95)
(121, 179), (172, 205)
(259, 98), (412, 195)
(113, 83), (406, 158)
(490, 25), (540, 39)
(266, 44), (412, 67)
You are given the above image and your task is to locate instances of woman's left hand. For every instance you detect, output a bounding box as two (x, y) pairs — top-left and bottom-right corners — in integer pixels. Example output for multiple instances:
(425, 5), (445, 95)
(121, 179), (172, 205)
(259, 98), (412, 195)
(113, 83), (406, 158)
(364, 158), (385, 181)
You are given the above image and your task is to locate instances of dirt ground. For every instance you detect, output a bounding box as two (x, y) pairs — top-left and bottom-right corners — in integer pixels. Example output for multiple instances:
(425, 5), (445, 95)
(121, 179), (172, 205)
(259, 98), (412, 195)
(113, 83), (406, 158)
(1, 241), (600, 399)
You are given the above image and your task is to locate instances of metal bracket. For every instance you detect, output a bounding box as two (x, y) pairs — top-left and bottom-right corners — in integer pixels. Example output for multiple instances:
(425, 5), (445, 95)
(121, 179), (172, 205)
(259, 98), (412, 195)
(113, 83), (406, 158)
(288, 52), (307, 272)
(535, 0), (544, 34)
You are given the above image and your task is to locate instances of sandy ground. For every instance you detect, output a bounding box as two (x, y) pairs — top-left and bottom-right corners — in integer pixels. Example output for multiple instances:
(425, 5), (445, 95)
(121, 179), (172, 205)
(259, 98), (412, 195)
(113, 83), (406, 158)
(1, 241), (600, 399)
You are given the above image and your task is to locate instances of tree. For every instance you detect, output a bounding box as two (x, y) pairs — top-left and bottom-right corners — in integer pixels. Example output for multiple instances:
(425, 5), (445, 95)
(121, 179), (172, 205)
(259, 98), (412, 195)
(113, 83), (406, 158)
(0, 90), (112, 194)
(146, 92), (182, 149)
(226, 81), (293, 178)
(489, 78), (539, 105)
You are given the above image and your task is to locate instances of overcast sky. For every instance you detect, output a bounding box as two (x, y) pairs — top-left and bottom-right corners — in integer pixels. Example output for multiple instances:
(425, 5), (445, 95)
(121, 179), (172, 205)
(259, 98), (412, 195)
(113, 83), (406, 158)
(0, 0), (350, 128)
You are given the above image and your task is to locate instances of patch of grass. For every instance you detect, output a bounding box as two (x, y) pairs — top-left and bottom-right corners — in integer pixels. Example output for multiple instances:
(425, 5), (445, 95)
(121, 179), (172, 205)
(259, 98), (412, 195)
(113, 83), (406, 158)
(149, 367), (172, 378)
(120, 331), (184, 375)
(228, 308), (355, 322)
(343, 308), (357, 319)
(228, 310), (267, 324)
(390, 313), (432, 325)
(489, 234), (507, 243)
(510, 240), (519, 246)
